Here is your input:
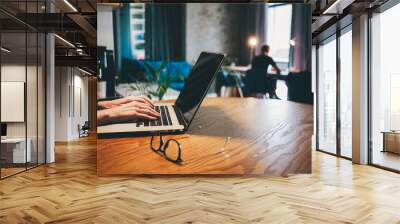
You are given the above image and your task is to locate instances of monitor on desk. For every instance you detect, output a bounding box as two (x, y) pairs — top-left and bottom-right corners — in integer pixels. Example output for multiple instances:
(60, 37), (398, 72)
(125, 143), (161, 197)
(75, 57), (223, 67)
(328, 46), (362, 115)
(1, 123), (7, 138)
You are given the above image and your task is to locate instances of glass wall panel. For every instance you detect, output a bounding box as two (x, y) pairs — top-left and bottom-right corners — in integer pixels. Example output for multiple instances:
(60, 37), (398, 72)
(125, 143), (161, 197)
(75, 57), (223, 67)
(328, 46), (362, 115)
(339, 29), (352, 158)
(1, 30), (28, 177)
(0, 0), (46, 179)
(38, 32), (46, 165)
(317, 37), (337, 154)
(25, 0), (44, 169)
(371, 3), (400, 171)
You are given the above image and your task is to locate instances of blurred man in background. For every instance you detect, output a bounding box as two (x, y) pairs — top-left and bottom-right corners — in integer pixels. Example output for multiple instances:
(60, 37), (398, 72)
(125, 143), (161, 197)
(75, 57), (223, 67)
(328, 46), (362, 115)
(251, 45), (281, 99)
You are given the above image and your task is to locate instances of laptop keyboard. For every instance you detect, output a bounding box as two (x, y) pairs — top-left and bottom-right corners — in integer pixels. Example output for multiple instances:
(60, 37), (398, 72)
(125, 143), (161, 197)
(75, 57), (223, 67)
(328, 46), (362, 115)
(136, 105), (173, 127)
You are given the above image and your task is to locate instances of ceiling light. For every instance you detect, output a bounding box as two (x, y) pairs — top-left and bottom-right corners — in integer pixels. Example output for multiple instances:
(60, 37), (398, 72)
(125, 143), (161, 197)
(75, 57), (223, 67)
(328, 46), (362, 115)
(78, 67), (92, 76)
(63, 0), (78, 12)
(1, 47), (11, 53)
(76, 49), (84, 55)
(322, 0), (353, 15)
(54, 34), (75, 48)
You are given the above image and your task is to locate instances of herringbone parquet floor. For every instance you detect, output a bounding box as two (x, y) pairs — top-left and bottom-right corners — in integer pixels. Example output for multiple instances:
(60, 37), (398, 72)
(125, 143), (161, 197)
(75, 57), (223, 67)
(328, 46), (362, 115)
(1, 136), (400, 224)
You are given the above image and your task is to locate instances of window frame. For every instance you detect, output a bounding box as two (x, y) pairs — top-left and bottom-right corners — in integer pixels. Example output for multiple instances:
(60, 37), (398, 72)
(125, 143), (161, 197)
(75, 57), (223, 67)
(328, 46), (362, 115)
(367, 0), (400, 173)
(315, 22), (353, 160)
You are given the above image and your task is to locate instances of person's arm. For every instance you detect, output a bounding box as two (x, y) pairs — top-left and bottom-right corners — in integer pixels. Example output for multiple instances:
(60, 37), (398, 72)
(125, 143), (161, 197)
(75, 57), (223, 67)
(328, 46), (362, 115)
(271, 58), (281, 75)
(97, 96), (159, 125)
(97, 102), (160, 126)
(98, 96), (154, 109)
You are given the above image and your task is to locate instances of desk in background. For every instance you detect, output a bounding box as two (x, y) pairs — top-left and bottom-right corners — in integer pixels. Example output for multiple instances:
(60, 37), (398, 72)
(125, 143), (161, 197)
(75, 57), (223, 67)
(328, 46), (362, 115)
(97, 98), (313, 176)
(221, 66), (289, 98)
(221, 66), (313, 104)
(1, 138), (31, 166)
(382, 131), (400, 154)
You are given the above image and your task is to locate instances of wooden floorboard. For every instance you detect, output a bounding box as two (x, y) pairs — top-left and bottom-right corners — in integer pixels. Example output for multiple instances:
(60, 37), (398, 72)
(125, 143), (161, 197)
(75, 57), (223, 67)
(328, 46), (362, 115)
(1, 136), (400, 223)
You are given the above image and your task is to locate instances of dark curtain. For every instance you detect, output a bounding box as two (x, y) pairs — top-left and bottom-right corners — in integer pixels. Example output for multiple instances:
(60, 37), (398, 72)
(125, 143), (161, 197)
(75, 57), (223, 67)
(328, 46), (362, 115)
(236, 4), (266, 65)
(145, 4), (186, 61)
(287, 4), (313, 104)
(289, 4), (312, 72)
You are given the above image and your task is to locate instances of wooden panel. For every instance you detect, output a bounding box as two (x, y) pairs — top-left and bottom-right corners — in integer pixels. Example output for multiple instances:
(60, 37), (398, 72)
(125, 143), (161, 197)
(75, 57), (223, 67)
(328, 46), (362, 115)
(88, 77), (97, 133)
(385, 132), (400, 154)
(97, 98), (313, 176)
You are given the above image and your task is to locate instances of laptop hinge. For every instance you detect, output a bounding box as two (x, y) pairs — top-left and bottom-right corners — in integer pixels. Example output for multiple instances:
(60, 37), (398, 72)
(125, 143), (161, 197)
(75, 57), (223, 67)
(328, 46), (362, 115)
(173, 105), (188, 128)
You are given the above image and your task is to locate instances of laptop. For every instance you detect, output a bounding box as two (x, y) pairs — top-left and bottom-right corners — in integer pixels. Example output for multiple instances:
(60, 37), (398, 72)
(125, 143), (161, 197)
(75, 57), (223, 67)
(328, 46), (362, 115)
(97, 52), (225, 138)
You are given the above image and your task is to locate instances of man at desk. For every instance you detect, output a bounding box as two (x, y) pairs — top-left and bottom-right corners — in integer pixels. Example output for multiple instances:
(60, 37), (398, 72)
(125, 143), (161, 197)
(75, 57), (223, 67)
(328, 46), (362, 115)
(251, 44), (282, 99)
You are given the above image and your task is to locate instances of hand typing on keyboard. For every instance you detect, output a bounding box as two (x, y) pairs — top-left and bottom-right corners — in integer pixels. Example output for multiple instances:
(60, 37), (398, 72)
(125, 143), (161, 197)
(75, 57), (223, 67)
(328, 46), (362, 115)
(98, 96), (155, 109)
(97, 96), (160, 125)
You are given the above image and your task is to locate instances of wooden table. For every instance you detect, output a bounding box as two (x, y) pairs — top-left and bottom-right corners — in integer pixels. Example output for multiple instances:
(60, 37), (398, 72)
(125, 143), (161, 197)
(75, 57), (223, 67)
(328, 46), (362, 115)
(222, 65), (251, 73)
(97, 98), (313, 176)
(382, 131), (400, 154)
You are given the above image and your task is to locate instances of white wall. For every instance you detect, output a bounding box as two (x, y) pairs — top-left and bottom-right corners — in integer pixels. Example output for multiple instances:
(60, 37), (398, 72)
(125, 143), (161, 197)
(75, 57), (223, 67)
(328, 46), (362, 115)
(55, 67), (69, 141)
(54, 67), (89, 141)
(72, 73), (89, 138)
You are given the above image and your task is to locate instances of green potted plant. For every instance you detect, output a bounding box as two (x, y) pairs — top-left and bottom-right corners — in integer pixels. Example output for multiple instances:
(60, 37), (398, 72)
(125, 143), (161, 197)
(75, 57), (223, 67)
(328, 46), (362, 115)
(129, 61), (185, 101)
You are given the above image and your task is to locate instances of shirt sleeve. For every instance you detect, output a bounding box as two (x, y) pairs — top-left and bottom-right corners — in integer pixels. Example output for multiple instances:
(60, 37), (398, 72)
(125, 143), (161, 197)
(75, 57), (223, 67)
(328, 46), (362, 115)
(269, 57), (277, 66)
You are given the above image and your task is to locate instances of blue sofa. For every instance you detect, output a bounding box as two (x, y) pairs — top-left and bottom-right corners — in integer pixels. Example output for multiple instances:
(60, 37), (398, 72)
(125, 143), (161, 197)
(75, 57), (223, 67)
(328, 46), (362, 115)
(137, 60), (192, 91)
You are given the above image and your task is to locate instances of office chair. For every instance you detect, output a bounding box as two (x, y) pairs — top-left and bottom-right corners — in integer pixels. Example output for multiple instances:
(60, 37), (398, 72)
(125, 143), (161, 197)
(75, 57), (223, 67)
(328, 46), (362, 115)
(243, 68), (270, 98)
(78, 121), (90, 138)
(216, 70), (244, 97)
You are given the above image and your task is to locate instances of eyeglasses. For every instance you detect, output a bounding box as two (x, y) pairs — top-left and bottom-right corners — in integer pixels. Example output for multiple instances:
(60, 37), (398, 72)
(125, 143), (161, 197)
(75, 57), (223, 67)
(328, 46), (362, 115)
(150, 132), (182, 164)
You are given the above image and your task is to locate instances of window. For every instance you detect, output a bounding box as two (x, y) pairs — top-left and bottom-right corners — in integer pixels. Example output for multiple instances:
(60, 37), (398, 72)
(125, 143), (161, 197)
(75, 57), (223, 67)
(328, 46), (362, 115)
(266, 4), (292, 99)
(370, 3), (400, 171)
(317, 36), (337, 155)
(339, 28), (352, 158)
(266, 4), (292, 68)
(130, 3), (145, 60)
(316, 24), (353, 159)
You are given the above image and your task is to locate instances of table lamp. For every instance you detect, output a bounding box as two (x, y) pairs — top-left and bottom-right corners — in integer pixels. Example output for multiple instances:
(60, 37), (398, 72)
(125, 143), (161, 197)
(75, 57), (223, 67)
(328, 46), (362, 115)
(248, 36), (258, 63)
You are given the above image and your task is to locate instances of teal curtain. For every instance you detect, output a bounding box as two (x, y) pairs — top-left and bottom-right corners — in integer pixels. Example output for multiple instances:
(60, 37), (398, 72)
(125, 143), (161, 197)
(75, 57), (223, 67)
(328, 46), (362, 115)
(145, 4), (186, 61)
(113, 4), (132, 72)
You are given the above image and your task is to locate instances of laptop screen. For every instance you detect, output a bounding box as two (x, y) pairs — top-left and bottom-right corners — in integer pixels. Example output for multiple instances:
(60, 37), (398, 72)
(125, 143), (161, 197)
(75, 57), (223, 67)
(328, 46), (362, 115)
(175, 52), (224, 127)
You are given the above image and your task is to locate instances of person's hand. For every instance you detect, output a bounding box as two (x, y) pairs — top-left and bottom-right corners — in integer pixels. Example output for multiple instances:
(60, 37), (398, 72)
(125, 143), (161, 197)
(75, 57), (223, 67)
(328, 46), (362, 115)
(98, 96), (154, 109)
(97, 100), (160, 125)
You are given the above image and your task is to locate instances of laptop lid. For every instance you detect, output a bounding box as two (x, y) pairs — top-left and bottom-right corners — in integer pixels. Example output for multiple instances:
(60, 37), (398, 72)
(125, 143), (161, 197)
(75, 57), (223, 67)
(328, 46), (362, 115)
(174, 52), (225, 129)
